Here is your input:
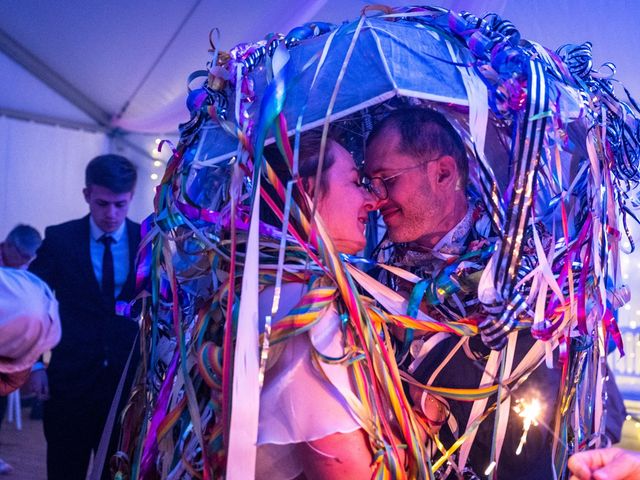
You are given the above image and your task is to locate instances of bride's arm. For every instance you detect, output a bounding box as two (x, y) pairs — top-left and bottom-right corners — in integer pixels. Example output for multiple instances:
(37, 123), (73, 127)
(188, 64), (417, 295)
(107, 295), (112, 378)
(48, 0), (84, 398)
(297, 429), (375, 480)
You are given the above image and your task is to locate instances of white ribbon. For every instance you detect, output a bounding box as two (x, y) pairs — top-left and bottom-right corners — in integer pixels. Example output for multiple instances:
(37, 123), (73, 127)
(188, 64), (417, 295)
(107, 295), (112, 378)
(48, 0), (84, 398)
(226, 178), (262, 479)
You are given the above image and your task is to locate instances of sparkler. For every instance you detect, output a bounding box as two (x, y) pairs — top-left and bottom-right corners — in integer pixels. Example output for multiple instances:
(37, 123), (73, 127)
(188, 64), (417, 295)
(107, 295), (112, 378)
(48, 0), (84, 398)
(484, 461), (497, 476)
(514, 398), (542, 455)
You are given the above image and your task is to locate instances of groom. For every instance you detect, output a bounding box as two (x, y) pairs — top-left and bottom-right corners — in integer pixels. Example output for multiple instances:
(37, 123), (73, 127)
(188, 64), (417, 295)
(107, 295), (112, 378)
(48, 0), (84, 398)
(364, 106), (562, 479)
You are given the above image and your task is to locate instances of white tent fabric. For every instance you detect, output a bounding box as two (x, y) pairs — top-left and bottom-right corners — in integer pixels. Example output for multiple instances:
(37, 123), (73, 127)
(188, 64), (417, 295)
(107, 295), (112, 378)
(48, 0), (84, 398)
(0, 51), (95, 127)
(0, 116), (104, 234)
(0, 116), (157, 238)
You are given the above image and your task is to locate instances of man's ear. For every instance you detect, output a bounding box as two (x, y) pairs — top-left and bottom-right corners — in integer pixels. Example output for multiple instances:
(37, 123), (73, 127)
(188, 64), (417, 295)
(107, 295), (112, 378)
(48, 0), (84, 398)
(302, 176), (316, 198)
(82, 187), (91, 203)
(433, 155), (459, 189)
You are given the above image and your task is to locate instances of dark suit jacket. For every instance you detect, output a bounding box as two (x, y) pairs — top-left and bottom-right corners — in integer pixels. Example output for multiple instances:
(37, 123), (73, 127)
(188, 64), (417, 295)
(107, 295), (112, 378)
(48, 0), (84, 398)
(30, 215), (141, 399)
(412, 332), (560, 480)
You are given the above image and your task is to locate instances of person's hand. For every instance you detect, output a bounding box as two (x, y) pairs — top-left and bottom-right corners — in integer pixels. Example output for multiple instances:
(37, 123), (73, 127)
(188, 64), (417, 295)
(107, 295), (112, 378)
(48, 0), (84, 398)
(409, 387), (449, 435)
(22, 368), (49, 400)
(0, 368), (31, 395)
(568, 447), (640, 480)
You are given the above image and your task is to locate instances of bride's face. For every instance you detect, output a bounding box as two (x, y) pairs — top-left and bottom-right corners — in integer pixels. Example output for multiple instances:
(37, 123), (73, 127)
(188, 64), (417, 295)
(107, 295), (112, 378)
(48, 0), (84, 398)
(315, 142), (375, 254)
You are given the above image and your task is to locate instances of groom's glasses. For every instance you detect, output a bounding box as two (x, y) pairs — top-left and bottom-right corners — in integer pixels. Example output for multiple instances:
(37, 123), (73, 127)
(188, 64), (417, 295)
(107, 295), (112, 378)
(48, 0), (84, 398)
(361, 156), (443, 200)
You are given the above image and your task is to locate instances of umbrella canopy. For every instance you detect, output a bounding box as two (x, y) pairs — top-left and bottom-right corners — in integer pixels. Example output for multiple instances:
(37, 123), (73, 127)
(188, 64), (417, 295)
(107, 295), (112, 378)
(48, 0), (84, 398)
(192, 15), (474, 163)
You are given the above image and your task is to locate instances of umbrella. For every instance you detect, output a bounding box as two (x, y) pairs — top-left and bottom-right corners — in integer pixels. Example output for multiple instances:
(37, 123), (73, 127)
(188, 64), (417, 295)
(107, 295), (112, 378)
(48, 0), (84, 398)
(185, 14), (473, 163)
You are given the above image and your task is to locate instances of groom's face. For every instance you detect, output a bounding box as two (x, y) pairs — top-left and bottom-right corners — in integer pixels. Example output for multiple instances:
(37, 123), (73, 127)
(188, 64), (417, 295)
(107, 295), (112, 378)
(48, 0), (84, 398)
(365, 128), (440, 245)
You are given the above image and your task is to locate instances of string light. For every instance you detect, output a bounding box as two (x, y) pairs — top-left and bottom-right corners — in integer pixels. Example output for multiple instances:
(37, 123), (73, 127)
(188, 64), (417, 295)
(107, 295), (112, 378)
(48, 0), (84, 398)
(514, 398), (542, 455)
(150, 173), (159, 181)
(153, 160), (162, 167)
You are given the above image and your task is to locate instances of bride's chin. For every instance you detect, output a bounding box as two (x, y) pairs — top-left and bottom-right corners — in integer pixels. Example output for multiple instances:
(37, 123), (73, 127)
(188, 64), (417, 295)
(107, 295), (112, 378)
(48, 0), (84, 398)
(336, 238), (365, 256)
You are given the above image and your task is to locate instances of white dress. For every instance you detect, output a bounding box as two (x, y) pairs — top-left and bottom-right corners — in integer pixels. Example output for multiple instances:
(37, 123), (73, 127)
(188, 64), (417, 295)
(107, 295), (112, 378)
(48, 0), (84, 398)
(255, 283), (361, 480)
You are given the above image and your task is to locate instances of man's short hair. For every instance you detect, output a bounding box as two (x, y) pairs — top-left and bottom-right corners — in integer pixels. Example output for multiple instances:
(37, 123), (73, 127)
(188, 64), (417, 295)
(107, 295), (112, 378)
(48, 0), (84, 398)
(5, 224), (42, 258)
(85, 154), (137, 193)
(367, 107), (469, 186)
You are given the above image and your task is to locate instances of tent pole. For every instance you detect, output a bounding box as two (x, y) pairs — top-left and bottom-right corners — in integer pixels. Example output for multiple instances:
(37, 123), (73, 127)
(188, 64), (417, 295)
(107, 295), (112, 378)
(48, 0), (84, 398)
(0, 107), (108, 133)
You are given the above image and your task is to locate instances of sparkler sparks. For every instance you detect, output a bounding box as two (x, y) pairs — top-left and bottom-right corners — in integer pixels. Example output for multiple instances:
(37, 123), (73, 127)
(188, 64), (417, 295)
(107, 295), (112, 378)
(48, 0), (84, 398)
(514, 398), (542, 455)
(484, 461), (497, 476)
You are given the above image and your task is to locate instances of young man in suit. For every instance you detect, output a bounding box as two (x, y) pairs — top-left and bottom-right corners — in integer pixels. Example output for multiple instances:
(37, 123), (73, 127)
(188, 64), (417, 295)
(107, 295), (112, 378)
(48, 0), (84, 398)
(30, 154), (141, 480)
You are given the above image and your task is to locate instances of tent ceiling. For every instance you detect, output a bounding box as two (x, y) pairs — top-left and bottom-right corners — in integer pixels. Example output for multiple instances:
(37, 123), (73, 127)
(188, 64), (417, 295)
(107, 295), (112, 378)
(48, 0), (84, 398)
(1, 0), (638, 135)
